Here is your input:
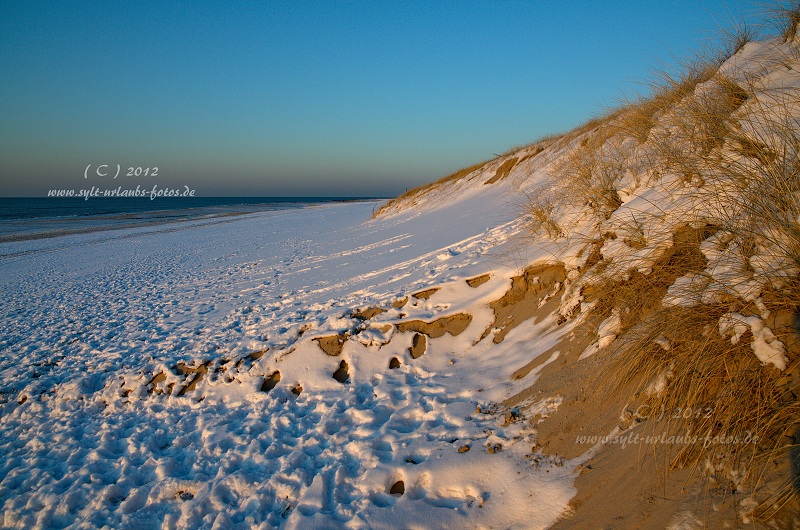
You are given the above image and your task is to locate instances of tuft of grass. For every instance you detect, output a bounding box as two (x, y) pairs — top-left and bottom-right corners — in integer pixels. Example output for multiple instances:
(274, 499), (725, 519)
(374, 131), (567, 219)
(720, 22), (760, 58)
(517, 185), (564, 239)
(770, 2), (800, 43)
(609, 20), (757, 153)
(600, 56), (798, 524)
(555, 108), (624, 149)
(603, 286), (800, 511)
(554, 142), (624, 220)
(612, 55), (721, 145)
(580, 225), (717, 333)
(634, 69), (753, 187)
(708, 79), (800, 283)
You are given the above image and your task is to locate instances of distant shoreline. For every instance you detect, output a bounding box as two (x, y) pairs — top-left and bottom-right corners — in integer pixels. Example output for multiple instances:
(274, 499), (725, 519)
(0, 197), (386, 243)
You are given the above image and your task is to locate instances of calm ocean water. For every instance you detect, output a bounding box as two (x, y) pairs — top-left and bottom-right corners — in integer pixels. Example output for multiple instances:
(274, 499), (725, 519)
(0, 197), (381, 242)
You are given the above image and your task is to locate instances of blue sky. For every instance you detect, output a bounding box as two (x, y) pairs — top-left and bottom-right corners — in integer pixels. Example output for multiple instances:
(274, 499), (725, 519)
(0, 1), (764, 197)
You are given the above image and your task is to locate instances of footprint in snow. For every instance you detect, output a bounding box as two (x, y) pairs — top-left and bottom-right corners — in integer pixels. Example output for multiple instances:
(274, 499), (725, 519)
(368, 491), (396, 508)
(407, 472), (431, 500)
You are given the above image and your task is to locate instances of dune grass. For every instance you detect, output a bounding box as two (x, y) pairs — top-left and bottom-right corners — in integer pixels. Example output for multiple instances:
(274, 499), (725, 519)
(522, 7), (800, 519)
(372, 159), (491, 217)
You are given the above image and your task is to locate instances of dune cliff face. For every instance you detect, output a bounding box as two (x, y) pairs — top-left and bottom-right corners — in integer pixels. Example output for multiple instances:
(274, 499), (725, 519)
(375, 23), (800, 526)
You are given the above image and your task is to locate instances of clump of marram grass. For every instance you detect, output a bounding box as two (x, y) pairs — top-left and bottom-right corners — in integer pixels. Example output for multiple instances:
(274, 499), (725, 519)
(720, 22), (761, 58)
(554, 107), (623, 148)
(541, 46), (748, 225)
(577, 216), (799, 519)
(765, 1), (800, 43)
(640, 72), (755, 188)
(552, 139), (626, 221)
(713, 90), (800, 272)
(608, 95), (798, 527)
(603, 25), (758, 188)
(606, 298), (797, 477)
(596, 257), (800, 517)
(611, 54), (723, 146)
(514, 114), (627, 241)
(511, 10), (800, 520)
(515, 135), (627, 245)
(516, 184), (564, 239)
(579, 224), (717, 334)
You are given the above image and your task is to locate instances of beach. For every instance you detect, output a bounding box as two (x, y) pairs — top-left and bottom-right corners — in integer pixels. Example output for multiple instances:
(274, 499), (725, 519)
(0, 191), (579, 528)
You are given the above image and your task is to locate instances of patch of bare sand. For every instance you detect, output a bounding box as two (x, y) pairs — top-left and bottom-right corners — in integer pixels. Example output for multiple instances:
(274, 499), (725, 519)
(549, 433), (747, 529)
(147, 372), (171, 395)
(372, 323), (393, 334)
(175, 362), (209, 396)
(351, 306), (386, 320)
(466, 273), (491, 288)
(234, 348), (268, 369)
(261, 370), (281, 392)
(503, 319), (759, 528)
(391, 297), (408, 308)
(484, 157), (518, 185)
(314, 333), (350, 356)
(547, 407), (798, 528)
(247, 349), (268, 361)
(411, 288), (439, 300)
(395, 313), (472, 338)
(148, 361), (211, 396)
(479, 263), (566, 344)
(333, 360), (350, 384)
(499, 272), (800, 528)
(409, 333), (427, 359)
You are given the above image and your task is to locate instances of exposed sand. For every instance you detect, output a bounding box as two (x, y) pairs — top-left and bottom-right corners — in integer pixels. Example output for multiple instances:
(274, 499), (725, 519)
(314, 333), (350, 356)
(496, 264), (800, 528)
(396, 313), (473, 338)
(174, 362), (209, 396)
(261, 370), (281, 392)
(391, 297), (408, 308)
(411, 287), (439, 300)
(466, 273), (491, 288)
(408, 332), (427, 359)
(483, 157), (518, 185)
(479, 263), (566, 344)
(350, 306), (387, 320)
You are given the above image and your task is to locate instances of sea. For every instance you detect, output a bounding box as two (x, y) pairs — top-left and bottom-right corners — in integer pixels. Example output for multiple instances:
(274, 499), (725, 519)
(0, 197), (383, 242)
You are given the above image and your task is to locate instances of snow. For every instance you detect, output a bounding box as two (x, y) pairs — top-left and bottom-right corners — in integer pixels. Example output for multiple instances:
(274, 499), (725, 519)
(718, 313), (788, 370)
(595, 310), (622, 349)
(578, 309), (622, 360)
(0, 194), (576, 529)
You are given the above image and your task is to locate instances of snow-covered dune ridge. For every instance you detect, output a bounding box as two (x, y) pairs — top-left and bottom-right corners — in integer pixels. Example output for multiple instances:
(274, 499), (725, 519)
(374, 17), (800, 524)
(2, 12), (800, 530)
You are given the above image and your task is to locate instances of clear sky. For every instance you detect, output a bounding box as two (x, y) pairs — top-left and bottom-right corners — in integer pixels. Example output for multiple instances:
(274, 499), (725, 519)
(0, 1), (766, 197)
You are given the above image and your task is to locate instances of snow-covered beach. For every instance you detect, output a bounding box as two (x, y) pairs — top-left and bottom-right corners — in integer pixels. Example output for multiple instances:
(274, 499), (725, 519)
(1, 192), (580, 528)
